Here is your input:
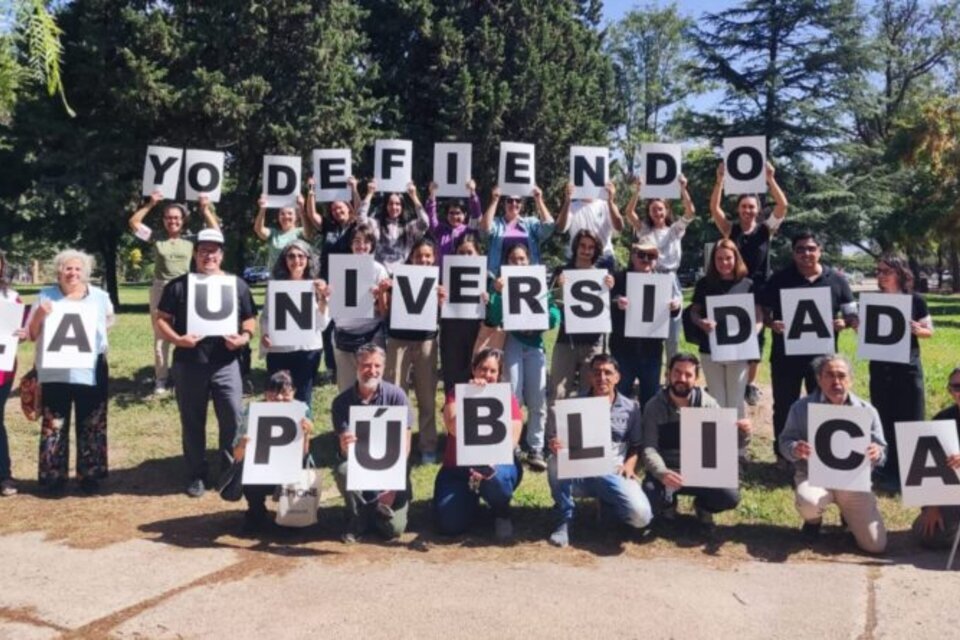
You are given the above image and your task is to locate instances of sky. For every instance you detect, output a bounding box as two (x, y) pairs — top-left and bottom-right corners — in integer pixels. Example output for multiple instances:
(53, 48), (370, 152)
(601, 0), (744, 25)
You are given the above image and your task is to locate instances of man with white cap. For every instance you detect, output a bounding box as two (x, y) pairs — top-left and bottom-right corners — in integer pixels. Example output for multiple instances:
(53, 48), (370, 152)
(156, 228), (258, 497)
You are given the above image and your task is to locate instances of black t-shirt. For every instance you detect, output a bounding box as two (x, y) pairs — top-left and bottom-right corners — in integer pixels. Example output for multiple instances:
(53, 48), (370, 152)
(730, 223), (772, 285)
(907, 293), (930, 356)
(758, 263), (854, 360)
(933, 404), (960, 439)
(315, 218), (356, 281)
(158, 273), (257, 366)
(609, 269), (663, 359)
(690, 276), (755, 354)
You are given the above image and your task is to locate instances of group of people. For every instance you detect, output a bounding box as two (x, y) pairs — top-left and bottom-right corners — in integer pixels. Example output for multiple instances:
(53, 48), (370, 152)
(0, 163), (957, 555)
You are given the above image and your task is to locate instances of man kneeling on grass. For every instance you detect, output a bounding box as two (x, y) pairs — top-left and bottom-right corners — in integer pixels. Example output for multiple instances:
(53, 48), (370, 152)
(641, 353), (749, 533)
(331, 343), (414, 544)
(547, 354), (653, 548)
(779, 354), (887, 554)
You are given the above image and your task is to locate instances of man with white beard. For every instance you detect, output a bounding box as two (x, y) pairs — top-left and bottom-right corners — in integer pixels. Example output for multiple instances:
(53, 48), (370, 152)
(331, 343), (414, 543)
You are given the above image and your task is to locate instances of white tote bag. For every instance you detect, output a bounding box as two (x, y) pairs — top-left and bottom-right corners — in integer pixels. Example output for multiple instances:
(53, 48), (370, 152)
(276, 462), (321, 528)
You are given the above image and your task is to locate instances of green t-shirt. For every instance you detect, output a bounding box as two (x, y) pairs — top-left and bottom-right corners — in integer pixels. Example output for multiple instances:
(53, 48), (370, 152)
(153, 238), (194, 283)
(267, 226), (305, 270)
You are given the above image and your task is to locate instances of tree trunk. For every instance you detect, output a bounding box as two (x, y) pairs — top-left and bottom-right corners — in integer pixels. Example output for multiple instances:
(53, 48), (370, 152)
(951, 241), (960, 294)
(99, 236), (120, 307)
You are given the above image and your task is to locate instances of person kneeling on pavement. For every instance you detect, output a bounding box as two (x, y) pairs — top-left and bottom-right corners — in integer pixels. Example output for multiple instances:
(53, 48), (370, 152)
(231, 370), (313, 532)
(642, 353), (749, 532)
(331, 343), (414, 543)
(434, 348), (524, 543)
(779, 354), (887, 554)
(547, 354), (653, 547)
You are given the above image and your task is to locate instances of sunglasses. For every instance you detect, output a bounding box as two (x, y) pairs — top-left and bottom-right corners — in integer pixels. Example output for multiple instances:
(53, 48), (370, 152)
(632, 251), (657, 261)
(505, 198), (522, 205)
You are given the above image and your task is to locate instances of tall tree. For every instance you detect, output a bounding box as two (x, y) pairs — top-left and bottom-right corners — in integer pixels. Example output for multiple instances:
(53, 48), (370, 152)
(686, 0), (864, 158)
(357, 0), (618, 197)
(605, 3), (700, 173)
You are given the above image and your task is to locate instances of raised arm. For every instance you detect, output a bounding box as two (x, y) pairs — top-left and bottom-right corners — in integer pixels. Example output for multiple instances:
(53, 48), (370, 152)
(678, 174), (695, 221)
(623, 175), (643, 234)
(555, 182), (574, 234)
(480, 185), (501, 233)
(407, 181), (429, 230)
(197, 193), (220, 230)
(425, 182), (440, 233)
(253, 195), (269, 241)
(766, 162), (788, 223)
(710, 162), (733, 238)
(358, 178), (376, 223)
(129, 190), (162, 233)
(606, 181), (624, 232)
(296, 192), (313, 240)
(466, 179), (481, 229)
(305, 177), (322, 230)
(532, 186), (554, 224)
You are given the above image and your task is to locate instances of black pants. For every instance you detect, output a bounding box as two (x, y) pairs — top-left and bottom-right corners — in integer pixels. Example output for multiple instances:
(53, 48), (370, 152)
(0, 379), (13, 480)
(642, 475), (740, 515)
(870, 357), (925, 481)
(771, 354), (817, 458)
(439, 318), (482, 394)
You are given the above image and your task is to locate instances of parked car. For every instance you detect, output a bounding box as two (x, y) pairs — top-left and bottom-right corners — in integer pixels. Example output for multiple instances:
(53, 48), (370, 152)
(242, 266), (270, 284)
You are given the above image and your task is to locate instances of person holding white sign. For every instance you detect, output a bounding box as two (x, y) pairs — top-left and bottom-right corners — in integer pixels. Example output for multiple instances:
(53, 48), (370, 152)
(710, 161), (788, 407)
(688, 240), (762, 422)
(253, 192), (310, 271)
(439, 232), (489, 394)
(759, 231), (856, 466)
(641, 354), (748, 532)
(381, 238), (444, 463)
(331, 344), (414, 543)
(229, 371), (314, 533)
(912, 368), (960, 549)
(610, 240), (682, 408)
(129, 190), (220, 395)
(555, 181), (623, 269)
(358, 180), (429, 272)
(425, 179), (482, 269)
(546, 354), (652, 548)
(156, 229), (258, 498)
(259, 240), (330, 411)
(547, 229), (614, 439)
(305, 175), (362, 383)
(0, 252), (27, 497)
(434, 348), (524, 541)
(867, 254), (933, 491)
(487, 244), (560, 471)
(27, 250), (115, 494)
(623, 174), (696, 361)
(779, 355), (887, 553)
(330, 224), (391, 392)
(479, 184), (555, 278)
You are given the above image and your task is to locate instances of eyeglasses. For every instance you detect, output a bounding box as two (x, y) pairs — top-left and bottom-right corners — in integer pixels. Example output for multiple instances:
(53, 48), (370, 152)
(632, 251), (657, 261)
(505, 198), (522, 205)
(794, 245), (819, 254)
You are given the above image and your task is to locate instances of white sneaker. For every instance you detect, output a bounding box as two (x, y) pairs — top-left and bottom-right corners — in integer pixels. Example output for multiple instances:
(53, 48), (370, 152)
(152, 385), (169, 396)
(1, 479), (17, 497)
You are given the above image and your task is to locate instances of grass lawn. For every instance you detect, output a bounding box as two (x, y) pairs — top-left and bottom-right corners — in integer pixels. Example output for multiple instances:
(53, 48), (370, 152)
(2, 283), (958, 559)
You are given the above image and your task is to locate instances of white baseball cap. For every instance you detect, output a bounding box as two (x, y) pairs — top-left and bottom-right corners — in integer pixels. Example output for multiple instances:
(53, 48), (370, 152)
(196, 228), (225, 245)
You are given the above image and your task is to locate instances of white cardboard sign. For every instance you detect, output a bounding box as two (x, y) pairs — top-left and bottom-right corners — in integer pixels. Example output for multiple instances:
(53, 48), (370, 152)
(569, 145), (608, 200)
(624, 272), (673, 338)
(723, 136), (767, 195)
(328, 254), (377, 321)
(896, 420), (960, 507)
(555, 397), (615, 479)
(433, 143), (472, 198)
(186, 274), (238, 337)
(500, 265), (549, 332)
(184, 149), (225, 202)
(857, 292), (912, 364)
(455, 383), (515, 466)
(706, 293), (759, 362)
(0, 300), (24, 372)
(41, 300), (98, 370)
(347, 406), (409, 491)
(242, 401), (307, 485)
(142, 145), (182, 199)
(679, 407), (739, 489)
(639, 143), (682, 199)
(498, 142), (536, 198)
(374, 139), (413, 193)
(390, 264), (439, 331)
(441, 255), (487, 320)
(562, 269), (610, 334)
(312, 149), (352, 203)
(807, 404), (873, 493)
(781, 287), (835, 356)
(262, 155), (302, 209)
(267, 280), (317, 347)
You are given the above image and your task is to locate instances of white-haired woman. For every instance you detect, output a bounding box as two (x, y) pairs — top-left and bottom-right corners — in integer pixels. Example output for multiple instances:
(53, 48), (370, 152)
(28, 250), (114, 494)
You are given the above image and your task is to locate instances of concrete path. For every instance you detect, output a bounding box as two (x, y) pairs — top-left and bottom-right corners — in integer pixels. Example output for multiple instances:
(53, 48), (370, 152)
(1, 531), (957, 639)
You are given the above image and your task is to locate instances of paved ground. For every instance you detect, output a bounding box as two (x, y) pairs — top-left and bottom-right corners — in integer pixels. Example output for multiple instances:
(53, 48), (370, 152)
(1, 528), (957, 640)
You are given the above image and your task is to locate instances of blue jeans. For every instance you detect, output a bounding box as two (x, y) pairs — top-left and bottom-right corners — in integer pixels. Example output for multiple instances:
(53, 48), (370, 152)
(0, 379), (11, 480)
(547, 457), (653, 528)
(266, 349), (322, 416)
(433, 462), (523, 535)
(504, 335), (547, 453)
(615, 353), (662, 410)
